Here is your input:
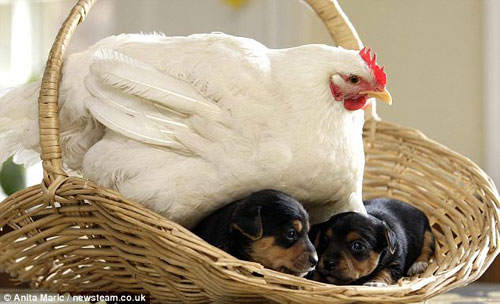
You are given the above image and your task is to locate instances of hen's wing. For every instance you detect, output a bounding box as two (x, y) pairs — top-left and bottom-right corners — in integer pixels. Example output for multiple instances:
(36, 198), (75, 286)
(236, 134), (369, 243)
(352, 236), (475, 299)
(84, 49), (234, 156)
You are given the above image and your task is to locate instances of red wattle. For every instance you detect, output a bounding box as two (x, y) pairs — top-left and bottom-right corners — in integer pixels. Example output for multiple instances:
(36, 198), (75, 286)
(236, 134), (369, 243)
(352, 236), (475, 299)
(343, 97), (369, 111)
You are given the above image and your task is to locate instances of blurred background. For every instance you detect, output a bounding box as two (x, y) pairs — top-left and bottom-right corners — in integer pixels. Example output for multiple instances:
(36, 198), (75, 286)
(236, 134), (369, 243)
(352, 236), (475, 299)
(0, 0), (499, 294)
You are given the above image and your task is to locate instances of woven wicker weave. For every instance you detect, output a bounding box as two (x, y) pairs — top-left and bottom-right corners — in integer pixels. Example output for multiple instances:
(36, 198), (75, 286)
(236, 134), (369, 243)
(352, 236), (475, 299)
(1, 0), (499, 303)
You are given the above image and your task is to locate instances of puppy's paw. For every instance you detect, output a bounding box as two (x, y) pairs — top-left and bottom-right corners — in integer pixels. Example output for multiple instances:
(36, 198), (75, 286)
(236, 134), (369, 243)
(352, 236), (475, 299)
(407, 261), (428, 276)
(363, 281), (388, 287)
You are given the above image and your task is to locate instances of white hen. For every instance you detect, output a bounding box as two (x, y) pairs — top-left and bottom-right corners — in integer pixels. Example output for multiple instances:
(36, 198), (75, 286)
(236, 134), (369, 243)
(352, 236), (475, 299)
(0, 33), (391, 228)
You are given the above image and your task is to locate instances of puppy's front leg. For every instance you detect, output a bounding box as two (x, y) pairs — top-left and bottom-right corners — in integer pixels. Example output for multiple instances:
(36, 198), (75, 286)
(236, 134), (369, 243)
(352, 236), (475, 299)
(363, 268), (395, 287)
(408, 230), (435, 276)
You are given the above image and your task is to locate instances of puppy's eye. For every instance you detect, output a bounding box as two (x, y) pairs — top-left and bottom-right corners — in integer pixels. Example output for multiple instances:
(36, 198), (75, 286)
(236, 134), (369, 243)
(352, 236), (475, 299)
(286, 229), (297, 240)
(351, 241), (365, 252)
(348, 75), (360, 85)
(320, 235), (329, 245)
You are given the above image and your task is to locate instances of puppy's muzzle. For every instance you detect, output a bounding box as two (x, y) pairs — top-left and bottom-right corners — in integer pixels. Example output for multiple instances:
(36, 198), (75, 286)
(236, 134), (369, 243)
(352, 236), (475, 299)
(323, 259), (336, 271)
(318, 256), (355, 284)
(292, 238), (318, 275)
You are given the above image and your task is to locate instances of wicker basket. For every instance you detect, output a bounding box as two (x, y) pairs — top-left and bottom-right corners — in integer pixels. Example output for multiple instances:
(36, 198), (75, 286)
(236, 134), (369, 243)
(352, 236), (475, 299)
(1, 0), (499, 303)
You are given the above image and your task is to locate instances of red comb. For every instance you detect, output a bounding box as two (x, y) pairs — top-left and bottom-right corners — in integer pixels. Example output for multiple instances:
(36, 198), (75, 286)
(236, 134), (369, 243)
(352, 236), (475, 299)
(359, 47), (387, 87)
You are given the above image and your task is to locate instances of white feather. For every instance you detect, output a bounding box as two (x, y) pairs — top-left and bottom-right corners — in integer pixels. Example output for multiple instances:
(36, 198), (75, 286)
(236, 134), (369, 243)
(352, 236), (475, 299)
(85, 77), (188, 150)
(90, 49), (221, 117)
(84, 49), (235, 155)
(0, 82), (40, 166)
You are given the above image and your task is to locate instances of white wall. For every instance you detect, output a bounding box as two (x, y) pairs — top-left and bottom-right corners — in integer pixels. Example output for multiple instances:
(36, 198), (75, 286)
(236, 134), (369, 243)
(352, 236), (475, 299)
(305, 0), (485, 168)
(484, 0), (500, 186)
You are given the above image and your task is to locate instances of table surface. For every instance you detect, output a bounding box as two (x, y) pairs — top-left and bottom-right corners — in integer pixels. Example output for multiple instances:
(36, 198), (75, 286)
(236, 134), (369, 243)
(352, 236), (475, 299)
(429, 283), (500, 303)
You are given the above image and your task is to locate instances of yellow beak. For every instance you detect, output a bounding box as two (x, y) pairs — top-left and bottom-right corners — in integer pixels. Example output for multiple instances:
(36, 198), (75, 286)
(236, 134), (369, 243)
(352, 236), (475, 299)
(360, 88), (392, 105)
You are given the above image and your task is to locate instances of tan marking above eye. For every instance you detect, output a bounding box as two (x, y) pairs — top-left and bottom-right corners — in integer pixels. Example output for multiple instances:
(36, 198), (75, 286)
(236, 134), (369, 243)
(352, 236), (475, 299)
(293, 220), (303, 233)
(346, 231), (361, 243)
(326, 228), (333, 239)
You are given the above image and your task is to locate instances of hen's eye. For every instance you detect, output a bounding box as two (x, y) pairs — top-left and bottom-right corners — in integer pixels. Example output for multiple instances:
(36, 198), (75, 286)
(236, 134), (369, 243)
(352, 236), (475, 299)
(351, 241), (365, 252)
(286, 229), (297, 239)
(348, 75), (360, 84)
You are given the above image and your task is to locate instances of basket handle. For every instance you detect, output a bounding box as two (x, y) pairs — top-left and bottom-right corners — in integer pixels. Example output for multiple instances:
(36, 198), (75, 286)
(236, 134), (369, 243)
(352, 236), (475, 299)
(38, 0), (97, 186)
(37, 0), (371, 186)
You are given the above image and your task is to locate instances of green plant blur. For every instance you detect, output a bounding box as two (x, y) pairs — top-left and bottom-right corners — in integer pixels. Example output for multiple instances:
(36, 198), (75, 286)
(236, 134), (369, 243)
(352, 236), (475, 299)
(0, 157), (26, 196)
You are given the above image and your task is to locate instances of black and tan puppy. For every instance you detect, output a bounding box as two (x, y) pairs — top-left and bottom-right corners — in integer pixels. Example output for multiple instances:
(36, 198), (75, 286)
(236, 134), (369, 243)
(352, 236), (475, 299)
(192, 189), (318, 277)
(310, 198), (434, 286)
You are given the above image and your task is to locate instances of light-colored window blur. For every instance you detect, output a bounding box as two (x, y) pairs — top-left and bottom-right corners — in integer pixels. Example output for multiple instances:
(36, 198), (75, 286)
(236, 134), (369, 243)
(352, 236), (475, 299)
(484, 0), (500, 188)
(0, 0), (498, 201)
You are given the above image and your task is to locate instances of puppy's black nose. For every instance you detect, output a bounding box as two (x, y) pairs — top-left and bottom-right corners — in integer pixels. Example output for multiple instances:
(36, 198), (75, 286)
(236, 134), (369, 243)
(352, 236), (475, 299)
(323, 260), (336, 271)
(309, 254), (318, 267)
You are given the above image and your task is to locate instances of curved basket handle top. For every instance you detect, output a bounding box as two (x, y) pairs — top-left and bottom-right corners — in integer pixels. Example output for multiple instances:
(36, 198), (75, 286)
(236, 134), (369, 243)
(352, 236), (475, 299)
(37, 0), (371, 185)
(305, 0), (363, 50)
(38, 0), (97, 186)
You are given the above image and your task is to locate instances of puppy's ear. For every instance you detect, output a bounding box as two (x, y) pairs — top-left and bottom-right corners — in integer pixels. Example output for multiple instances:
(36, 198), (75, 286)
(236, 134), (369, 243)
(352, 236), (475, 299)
(309, 224), (322, 248)
(383, 223), (397, 254)
(231, 204), (263, 240)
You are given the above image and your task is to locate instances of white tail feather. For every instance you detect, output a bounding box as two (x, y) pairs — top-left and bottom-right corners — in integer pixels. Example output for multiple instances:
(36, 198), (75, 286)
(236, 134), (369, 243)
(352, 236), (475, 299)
(91, 49), (221, 117)
(0, 81), (41, 166)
